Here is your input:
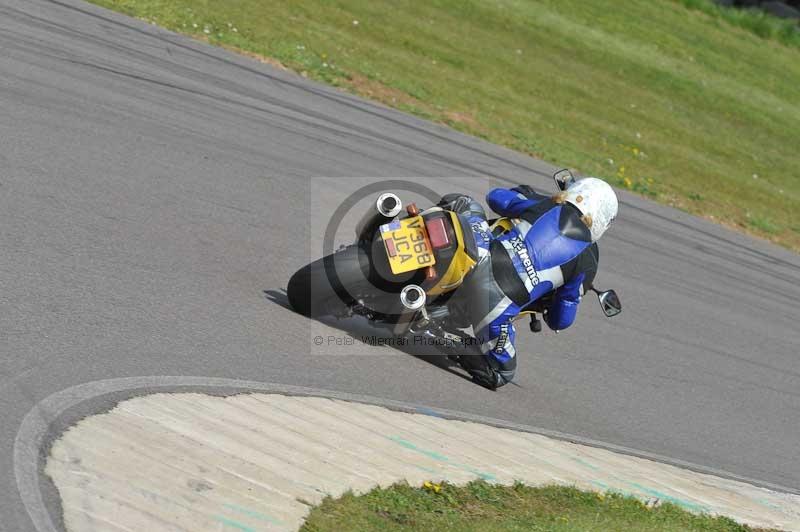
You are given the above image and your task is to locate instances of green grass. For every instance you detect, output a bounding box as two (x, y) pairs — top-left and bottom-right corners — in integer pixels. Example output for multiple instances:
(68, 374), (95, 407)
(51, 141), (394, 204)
(747, 213), (781, 234)
(89, 0), (800, 250)
(300, 480), (772, 531)
(674, 0), (800, 49)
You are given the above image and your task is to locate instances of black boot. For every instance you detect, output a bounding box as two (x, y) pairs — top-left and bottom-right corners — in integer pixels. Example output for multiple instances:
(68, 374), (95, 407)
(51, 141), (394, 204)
(457, 355), (502, 391)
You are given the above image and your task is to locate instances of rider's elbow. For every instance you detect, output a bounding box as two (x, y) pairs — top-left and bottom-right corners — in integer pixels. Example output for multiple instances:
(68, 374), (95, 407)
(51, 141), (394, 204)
(486, 188), (516, 212)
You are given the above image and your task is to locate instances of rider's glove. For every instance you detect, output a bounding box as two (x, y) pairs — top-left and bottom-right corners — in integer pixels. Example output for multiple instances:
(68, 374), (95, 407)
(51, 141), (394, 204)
(511, 184), (538, 200)
(437, 194), (473, 214)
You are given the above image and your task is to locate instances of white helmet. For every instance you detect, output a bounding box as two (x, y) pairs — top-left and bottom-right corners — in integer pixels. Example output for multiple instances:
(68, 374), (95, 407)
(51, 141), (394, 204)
(563, 177), (618, 241)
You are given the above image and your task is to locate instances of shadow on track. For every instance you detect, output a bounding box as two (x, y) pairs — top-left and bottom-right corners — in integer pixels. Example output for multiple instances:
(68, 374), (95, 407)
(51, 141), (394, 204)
(263, 288), (475, 385)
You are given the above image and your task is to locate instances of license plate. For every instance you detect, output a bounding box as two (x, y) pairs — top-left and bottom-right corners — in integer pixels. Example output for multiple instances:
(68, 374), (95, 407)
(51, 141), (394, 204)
(380, 216), (436, 274)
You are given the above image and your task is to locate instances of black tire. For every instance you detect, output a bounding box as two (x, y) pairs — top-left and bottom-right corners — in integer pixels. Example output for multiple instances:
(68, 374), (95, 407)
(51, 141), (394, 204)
(287, 245), (372, 317)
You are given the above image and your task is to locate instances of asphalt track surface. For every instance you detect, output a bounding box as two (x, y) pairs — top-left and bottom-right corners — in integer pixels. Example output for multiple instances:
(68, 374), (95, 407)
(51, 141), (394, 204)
(2, 1), (800, 529)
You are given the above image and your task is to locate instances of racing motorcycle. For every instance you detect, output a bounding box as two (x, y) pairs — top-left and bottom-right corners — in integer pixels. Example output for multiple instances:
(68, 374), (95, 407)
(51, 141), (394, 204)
(287, 170), (621, 353)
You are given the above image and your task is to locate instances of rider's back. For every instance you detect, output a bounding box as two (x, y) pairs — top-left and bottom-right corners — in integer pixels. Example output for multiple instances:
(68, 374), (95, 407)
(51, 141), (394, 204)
(486, 188), (598, 308)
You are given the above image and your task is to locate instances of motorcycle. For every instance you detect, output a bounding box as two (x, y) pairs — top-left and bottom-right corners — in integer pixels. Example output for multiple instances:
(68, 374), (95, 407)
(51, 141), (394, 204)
(287, 170), (621, 354)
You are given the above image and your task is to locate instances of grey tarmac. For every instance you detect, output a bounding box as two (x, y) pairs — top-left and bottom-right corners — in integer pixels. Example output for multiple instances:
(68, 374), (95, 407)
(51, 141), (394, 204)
(1, 0), (800, 530)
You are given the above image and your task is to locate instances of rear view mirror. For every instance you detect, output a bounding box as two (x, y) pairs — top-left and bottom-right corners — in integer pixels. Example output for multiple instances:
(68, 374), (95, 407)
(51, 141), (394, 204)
(554, 169), (576, 191)
(597, 289), (621, 317)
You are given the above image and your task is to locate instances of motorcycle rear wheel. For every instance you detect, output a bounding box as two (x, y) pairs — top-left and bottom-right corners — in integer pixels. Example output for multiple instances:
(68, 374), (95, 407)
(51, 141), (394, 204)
(287, 245), (373, 317)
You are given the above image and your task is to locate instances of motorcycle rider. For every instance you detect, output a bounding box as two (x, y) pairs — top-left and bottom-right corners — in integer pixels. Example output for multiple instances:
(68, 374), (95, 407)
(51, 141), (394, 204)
(439, 177), (618, 390)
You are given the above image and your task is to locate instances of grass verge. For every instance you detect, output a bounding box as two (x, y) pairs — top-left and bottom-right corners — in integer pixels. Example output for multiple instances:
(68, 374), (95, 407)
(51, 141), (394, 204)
(674, 0), (800, 49)
(300, 480), (775, 531)
(89, 0), (800, 250)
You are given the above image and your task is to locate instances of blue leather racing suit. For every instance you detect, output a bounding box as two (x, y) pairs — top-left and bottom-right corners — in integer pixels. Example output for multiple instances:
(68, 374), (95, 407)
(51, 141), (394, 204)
(441, 185), (599, 389)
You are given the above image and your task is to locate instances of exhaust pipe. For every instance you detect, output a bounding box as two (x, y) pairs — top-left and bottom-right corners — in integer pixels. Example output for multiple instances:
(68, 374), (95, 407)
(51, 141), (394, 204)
(393, 284), (428, 335)
(376, 192), (402, 218)
(400, 284), (426, 311)
(355, 192), (403, 239)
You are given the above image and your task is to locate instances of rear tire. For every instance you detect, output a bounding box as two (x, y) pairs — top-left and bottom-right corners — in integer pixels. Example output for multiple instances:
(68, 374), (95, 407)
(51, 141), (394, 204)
(287, 245), (371, 317)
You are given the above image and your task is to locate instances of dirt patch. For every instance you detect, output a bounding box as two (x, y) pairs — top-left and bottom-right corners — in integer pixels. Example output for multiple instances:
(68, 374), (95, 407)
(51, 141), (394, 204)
(219, 44), (288, 71)
(444, 110), (479, 128)
(345, 73), (428, 108)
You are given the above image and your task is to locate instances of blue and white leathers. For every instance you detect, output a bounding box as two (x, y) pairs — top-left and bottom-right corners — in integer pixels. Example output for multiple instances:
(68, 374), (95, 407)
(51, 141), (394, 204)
(446, 186), (599, 388)
(487, 186), (593, 325)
